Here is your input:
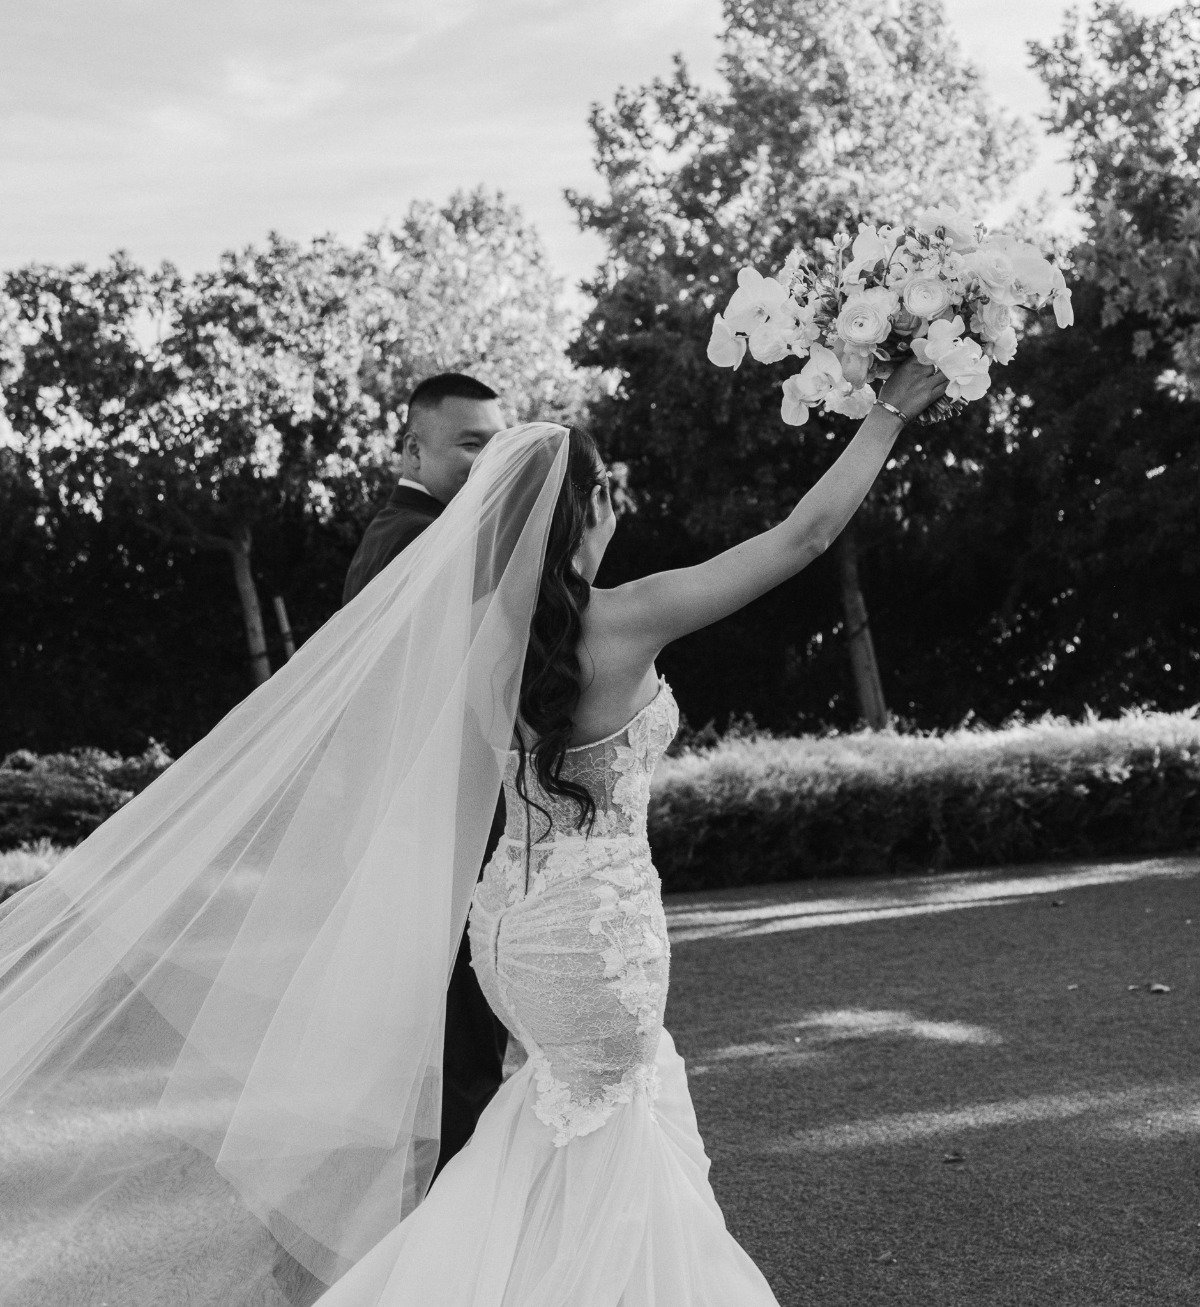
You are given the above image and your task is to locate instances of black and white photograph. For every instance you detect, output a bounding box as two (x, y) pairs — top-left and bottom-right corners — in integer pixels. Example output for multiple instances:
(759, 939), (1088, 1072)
(0, 1), (1196, 1303)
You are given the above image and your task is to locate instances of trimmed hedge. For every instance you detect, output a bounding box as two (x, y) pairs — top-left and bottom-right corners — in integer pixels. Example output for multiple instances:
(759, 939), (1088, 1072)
(650, 707), (1200, 890)
(2, 709), (1198, 897)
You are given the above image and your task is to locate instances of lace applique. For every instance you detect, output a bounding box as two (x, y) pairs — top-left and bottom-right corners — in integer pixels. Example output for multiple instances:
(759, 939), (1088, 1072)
(587, 859), (668, 1036)
(498, 679), (679, 852)
(530, 1053), (661, 1147)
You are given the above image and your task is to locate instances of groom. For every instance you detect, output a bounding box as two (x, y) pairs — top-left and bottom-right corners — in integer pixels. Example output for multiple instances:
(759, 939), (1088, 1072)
(343, 371), (509, 1177)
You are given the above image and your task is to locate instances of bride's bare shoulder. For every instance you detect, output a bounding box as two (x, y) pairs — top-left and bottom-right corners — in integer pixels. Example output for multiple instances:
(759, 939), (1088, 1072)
(577, 585), (659, 685)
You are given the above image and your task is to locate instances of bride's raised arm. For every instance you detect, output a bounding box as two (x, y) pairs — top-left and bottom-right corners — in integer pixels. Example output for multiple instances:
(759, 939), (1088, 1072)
(604, 357), (947, 654)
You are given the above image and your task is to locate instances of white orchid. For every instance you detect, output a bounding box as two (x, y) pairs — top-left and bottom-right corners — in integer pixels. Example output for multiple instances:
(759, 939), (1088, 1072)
(911, 315), (966, 366)
(723, 266), (791, 334)
(781, 343), (848, 426)
(824, 384), (877, 419)
(706, 314), (746, 369)
(843, 222), (900, 281)
(914, 203), (980, 252)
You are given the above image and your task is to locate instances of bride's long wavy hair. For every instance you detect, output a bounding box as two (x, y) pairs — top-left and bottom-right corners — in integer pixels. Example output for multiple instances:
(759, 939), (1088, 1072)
(513, 426), (606, 840)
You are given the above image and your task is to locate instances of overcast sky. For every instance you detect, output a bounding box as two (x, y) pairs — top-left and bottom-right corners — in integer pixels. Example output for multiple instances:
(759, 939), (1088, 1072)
(0, 0), (1180, 293)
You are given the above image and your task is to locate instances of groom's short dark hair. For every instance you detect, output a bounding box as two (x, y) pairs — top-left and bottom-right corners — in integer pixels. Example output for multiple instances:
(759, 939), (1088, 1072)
(405, 373), (499, 426)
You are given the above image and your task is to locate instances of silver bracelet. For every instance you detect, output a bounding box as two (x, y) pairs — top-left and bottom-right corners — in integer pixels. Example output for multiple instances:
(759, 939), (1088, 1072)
(873, 398), (909, 425)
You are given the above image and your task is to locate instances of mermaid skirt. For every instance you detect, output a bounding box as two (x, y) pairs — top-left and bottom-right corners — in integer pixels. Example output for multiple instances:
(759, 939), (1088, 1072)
(311, 836), (780, 1306)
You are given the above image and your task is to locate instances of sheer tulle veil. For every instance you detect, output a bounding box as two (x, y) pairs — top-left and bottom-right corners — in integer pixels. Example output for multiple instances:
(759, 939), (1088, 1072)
(0, 423), (570, 1298)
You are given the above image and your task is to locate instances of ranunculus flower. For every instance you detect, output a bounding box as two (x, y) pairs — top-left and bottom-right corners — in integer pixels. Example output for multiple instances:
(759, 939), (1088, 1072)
(901, 276), (952, 320)
(911, 315), (966, 366)
(825, 384), (876, 419)
(839, 346), (871, 387)
(707, 314), (746, 369)
(970, 299), (1011, 341)
(934, 337), (993, 400)
(988, 325), (1018, 365)
(836, 288), (896, 348)
(915, 204), (979, 252)
(965, 239), (1018, 302)
(891, 307), (922, 336)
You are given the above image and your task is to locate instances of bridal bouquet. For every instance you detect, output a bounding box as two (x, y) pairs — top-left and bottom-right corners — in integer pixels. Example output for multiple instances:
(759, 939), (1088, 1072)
(706, 204), (1074, 426)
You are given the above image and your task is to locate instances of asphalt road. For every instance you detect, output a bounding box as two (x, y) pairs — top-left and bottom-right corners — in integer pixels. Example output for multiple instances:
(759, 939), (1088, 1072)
(664, 855), (1200, 1307)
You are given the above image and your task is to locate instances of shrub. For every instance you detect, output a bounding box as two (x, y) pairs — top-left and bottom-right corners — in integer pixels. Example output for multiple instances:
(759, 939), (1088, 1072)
(0, 838), (67, 904)
(3, 711), (1198, 896)
(0, 742), (173, 851)
(649, 706), (1200, 890)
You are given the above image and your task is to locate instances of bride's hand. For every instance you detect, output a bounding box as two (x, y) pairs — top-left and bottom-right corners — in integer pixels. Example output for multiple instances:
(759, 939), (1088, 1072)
(877, 355), (948, 422)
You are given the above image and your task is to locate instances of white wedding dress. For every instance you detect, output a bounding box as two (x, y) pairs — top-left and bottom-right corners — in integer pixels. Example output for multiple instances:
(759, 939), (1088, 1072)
(314, 677), (780, 1306)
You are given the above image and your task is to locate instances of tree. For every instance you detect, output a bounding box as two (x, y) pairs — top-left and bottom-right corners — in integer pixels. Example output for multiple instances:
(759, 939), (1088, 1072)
(2, 191), (592, 692)
(1032, 2), (1200, 387)
(361, 188), (594, 427)
(570, 0), (1032, 728)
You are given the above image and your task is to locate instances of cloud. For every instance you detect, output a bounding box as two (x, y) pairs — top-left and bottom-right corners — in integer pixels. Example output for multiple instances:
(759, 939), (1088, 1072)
(221, 58), (344, 123)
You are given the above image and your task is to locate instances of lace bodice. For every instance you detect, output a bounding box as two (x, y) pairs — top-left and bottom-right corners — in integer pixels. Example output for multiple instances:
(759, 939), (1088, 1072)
(493, 677), (679, 896)
(469, 677), (679, 1147)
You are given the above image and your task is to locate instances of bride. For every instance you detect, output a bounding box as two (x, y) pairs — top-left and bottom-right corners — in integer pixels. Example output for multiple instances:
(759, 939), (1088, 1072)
(0, 360), (944, 1305)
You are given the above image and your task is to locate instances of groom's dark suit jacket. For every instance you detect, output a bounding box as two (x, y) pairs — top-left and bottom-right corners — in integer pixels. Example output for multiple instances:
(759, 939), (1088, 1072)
(342, 482), (444, 606)
(343, 479), (509, 1178)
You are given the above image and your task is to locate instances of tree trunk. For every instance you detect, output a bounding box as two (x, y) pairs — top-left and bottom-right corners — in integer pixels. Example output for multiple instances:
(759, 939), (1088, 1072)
(835, 522), (890, 730)
(229, 526), (272, 685)
(272, 594), (297, 661)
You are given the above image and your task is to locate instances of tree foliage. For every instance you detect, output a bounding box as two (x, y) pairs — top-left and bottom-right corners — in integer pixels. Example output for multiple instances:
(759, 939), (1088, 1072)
(1032, 1), (1200, 386)
(0, 190), (590, 717)
(570, 0), (1032, 725)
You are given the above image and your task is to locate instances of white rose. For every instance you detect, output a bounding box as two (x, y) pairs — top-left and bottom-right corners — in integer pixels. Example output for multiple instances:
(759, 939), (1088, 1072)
(970, 299), (1011, 341)
(915, 204), (979, 252)
(825, 384), (877, 419)
(935, 337), (993, 401)
(901, 276), (953, 320)
(988, 325), (1018, 365)
(836, 287), (896, 348)
(965, 239), (1018, 302)
(748, 320), (791, 364)
(707, 314), (746, 369)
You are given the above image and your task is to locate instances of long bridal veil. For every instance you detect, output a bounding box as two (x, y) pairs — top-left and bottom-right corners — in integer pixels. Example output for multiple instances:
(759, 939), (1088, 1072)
(0, 423), (569, 1303)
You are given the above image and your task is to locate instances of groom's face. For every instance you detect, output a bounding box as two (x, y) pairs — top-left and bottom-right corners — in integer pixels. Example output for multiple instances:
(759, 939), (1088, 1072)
(408, 396), (504, 504)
